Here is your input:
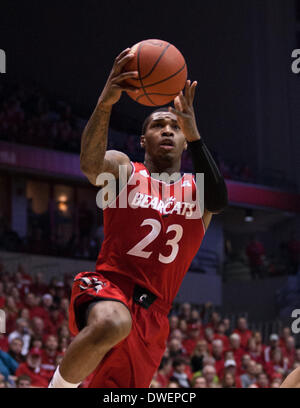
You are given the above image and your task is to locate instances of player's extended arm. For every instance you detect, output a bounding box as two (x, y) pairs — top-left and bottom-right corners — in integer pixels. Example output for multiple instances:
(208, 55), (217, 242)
(169, 81), (228, 217)
(80, 48), (139, 186)
(280, 367), (300, 388)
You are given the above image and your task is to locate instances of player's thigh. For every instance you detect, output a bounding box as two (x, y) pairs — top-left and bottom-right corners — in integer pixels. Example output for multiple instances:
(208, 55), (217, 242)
(86, 300), (132, 343)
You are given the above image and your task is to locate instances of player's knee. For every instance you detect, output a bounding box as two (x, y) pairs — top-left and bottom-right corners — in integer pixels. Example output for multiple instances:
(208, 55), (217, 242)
(87, 303), (132, 346)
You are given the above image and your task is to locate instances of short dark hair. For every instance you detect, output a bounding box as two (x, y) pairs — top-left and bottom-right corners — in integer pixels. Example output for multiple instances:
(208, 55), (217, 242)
(141, 106), (172, 135)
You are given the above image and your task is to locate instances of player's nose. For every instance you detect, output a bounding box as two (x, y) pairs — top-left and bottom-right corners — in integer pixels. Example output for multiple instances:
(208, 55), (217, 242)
(161, 125), (174, 136)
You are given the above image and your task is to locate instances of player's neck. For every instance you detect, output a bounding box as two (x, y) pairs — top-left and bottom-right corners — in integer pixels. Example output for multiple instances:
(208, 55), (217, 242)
(143, 157), (181, 178)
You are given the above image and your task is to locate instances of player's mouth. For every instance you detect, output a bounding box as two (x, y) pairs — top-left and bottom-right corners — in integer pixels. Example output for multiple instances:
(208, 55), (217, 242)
(159, 139), (175, 150)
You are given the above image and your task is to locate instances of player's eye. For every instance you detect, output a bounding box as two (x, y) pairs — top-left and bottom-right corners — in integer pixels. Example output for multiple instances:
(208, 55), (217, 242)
(152, 123), (163, 128)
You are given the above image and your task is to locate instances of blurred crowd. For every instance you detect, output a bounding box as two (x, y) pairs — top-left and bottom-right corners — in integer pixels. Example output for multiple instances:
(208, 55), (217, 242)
(0, 263), (298, 388)
(0, 81), (255, 183)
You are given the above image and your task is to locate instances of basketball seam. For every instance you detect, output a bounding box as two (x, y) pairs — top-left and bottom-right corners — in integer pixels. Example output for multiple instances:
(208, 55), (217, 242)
(137, 43), (157, 106)
(136, 91), (180, 102)
(139, 43), (171, 80)
(142, 63), (186, 89)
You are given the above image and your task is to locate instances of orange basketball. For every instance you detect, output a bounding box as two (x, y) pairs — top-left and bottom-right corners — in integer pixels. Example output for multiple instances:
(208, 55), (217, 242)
(124, 39), (187, 106)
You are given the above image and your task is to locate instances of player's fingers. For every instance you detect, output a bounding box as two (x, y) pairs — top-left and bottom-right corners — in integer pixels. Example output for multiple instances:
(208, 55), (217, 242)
(185, 80), (191, 105)
(174, 95), (182, 112)
(179, 91), (189, 111)
(112, 71), (139, 83)
(117, 52), (135, 69)
(191, 81), (197, 102)
(115, 48), (131, 63)
(168, 106), (187, 118)
(111, 83), (139, 93)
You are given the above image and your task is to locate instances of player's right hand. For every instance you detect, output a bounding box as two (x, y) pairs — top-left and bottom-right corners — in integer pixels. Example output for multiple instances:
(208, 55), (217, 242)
(98, 48), (139, 108)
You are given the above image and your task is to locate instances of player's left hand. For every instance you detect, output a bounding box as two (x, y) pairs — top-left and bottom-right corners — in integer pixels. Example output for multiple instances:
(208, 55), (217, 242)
(168, 80), (201, 142)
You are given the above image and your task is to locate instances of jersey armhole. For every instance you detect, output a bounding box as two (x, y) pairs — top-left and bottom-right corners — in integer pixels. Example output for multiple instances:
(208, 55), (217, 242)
(191, 175), (206, 234)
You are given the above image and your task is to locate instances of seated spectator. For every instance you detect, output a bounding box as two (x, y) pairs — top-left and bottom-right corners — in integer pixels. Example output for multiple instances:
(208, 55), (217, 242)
(7, 337), (25, 363)
(279, 327), (292, 348)
(264, 348), (289, 380)
(15, 348), (48, 388)
(214, 321), (230, 349)
(282, 336), (296, 368)
(182, 324), (203, 357)
(156, 357), (172, 388)
(178, 303), (191, 321)
(228, 333), (244, 364)
(205, 311), (221, 332)
(246, 337), (264, 364)
(222, 372), (236, 388)
(222, 359), (242, 388)
(255, 372), (269, 388)
(190, 340), (209, 373)
(0, 349), (19, 380)
(30, 272), (48, 296)
(24, 292), (49, 321)
(239, 354), (252, 375)
(240, 359), (257, 388)
(270, 378), (282, 388)
(167, 379), (181, 388)
(16, 374), (32, 388)
(264, 333), (280, 363)
(0, 281), (5, 308)
(203, 327), (214, 351)
(202, 364), (219, 388)
(8, 318), (31, 356)
(168, 338), (187, 359)
(4, 296), (19, 332)
(211, 339), (225, 378)
(192, 376), (207, 388)
(169, 315), (179, 332)
(170, 358), (192, 388)
(41, 335), (59, 382)
(234, 317), (252, 349)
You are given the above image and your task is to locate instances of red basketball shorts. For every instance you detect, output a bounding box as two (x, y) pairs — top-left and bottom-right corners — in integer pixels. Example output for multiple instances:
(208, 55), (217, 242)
(69, 271), (171, 388)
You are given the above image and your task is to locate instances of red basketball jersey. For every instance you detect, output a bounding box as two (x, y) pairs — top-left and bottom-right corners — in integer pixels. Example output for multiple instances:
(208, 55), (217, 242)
(96, 161), (205, 304)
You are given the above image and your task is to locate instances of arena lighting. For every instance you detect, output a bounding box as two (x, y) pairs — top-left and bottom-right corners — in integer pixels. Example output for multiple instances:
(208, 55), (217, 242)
(244, 209), (254, 222)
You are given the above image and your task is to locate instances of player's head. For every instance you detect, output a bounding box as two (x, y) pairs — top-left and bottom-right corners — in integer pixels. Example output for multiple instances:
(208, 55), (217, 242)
(140, 107), (187, 165)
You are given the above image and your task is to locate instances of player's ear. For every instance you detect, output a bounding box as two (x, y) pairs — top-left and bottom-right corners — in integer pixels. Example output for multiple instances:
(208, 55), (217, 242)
(140, 134), (145, 149)
(183, 138), (187, 151)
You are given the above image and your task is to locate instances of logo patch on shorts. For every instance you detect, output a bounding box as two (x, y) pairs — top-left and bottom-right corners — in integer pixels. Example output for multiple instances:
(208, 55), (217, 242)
(77, 277), (106, 293)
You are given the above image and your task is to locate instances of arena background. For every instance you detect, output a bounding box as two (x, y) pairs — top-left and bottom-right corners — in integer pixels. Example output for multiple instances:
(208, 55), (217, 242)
(0, 0), (299, 389)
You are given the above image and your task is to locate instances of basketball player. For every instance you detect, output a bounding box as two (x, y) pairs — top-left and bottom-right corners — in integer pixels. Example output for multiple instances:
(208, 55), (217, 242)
(280, 367), (300, 388)
(49, 47), (228, 388)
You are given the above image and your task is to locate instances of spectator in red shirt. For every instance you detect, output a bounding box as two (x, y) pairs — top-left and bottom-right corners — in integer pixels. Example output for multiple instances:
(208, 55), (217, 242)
(30, 272), (48, 296)
(0, 282), (5, 308)
(264, 333), (280, 363)
(203, 327), (214, 352)
(11, 287), (24, 310)
(222, 359), (242, 387)
(41, 335), (59, 382)
(282, 336), (296, 368)
(229, 333), (245, 364)
(156, 357), (173, 388)
(30, 317), (45, 338)
(264, 347), (289, 380)
(279, 327), (292, 348)
(238, 354), (252, 375)
(178, 319), (188, 339)
(255, 372), (269, 388)
(24, 292), (48, 321)
(234, 317), (252, 349)
(169, 315), (179, 332)
(246, 236), (266, 279)
(0, 334), (8, 352)
(182, 324), (202, 356)
(15, 348), (49, 388)
(205, 311), (221, 332)
(222, 372), (236, 388)
(247, 337), (264, 364)
(214, 321), (230, 350)
(253, 330), (266, 353)
(211, 339), (225, 378)
(178, 303), (192, 321)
